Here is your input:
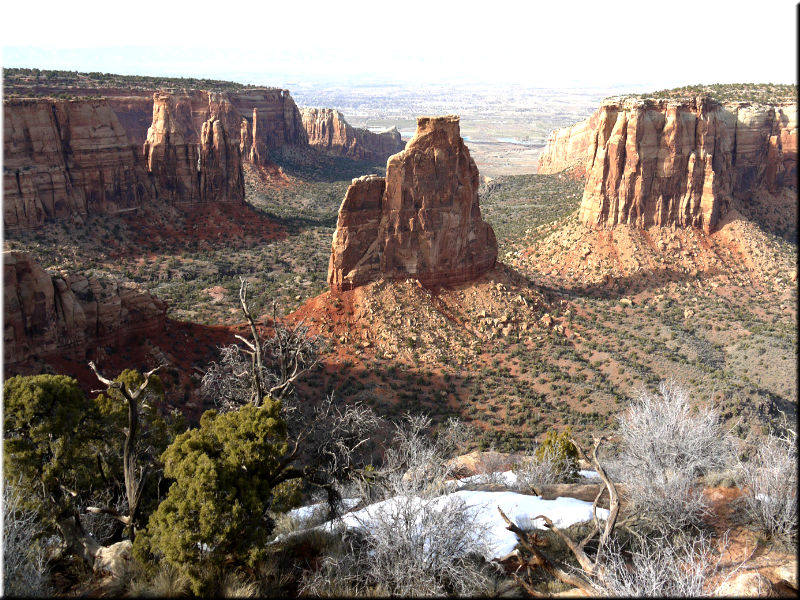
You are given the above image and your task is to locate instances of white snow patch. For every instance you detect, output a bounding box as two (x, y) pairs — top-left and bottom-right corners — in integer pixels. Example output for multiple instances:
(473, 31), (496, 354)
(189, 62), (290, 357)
(288, 498), (361, 523)
(318, 490), (608, 560)
(451, 470), (519, 489)
(578, 469), (600, 480)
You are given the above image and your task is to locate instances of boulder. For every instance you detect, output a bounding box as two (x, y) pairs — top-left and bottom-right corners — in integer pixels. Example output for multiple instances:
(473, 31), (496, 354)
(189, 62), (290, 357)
(93, 540), (133, 578)
(715, 571), (777, 597)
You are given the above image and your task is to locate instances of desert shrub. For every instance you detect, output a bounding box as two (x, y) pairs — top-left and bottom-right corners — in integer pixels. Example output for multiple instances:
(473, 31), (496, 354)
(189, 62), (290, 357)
(301, 495), (498, 597)
(513, 427), (578, 492)
(301, 415), (498, 596)
(597, 533), (728, 597)
(613, 382), (733, 533)
(134, 402), (289, 594)
(737, 427), (797, 542)
(2, 477), (51, 596)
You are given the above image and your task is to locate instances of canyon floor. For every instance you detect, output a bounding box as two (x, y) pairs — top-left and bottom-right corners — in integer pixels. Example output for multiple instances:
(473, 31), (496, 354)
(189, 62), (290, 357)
(6, 157), (796, 449)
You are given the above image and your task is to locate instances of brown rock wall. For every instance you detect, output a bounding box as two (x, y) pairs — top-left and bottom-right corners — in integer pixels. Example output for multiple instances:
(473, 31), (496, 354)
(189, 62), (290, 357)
(301, 107), (404, 163)
(3, 251), (166, 365)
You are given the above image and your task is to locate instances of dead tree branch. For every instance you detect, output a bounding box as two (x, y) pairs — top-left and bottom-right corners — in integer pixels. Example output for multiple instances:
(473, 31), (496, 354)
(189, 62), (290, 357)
(89, 361), (161, 540)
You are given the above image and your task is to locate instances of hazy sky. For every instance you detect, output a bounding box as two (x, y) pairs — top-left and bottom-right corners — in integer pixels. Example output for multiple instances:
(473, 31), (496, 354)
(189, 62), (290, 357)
(2, 0), (797, 89)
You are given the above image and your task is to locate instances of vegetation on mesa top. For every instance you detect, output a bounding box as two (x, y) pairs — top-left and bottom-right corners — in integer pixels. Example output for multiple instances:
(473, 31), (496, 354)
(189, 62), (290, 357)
(609, 82), (797, 105)
(3, 67), (265, 97)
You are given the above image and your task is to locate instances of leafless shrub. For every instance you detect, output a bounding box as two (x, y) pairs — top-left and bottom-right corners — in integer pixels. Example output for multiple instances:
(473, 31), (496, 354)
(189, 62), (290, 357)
(737, 426), (797, 542)
(201, 280), (320, 411)
(613, 382), (734, 533)
(357, 414), (470, 502)
(301, 414), (499, 596)
(301, 495), (498, 597)
(3, 477), (51, 597)
(596, 533), (731, 597)
(514, 444), (575, 493)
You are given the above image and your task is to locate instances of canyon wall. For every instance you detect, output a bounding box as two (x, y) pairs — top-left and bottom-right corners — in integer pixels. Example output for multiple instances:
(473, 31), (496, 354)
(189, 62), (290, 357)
(577, 97), (797, 233)
(537, 109), (602, 178)
(4, 92), (247, 229)
(3, 251), (167, 365)
(329, 115), (497, 292)
(301, 108), (405, 163)
(4, 98), (157, 229)
(539, 96), (797, 234)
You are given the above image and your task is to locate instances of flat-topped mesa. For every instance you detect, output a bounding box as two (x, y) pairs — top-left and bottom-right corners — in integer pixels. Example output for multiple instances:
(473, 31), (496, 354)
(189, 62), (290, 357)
(328, 115), (498, 292)
(537, 109), (602, 178)
(301, 107), (405, 163)
(3, 98), (156, 229)
(3, 251), (167, 365)
(543, 95), (797, 234)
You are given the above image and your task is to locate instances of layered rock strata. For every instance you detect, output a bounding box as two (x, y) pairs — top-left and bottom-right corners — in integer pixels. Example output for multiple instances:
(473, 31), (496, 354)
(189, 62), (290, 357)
(301, 108), (404, 163)
(3, 98), (156, 229)
(4, 251), (167, 365)
(537, 109), (601, 178)
(578, 97), (797, 233)
(328, 115), (497, 292)
(539, 96), (797, 234)
(4, 92), (247, 228)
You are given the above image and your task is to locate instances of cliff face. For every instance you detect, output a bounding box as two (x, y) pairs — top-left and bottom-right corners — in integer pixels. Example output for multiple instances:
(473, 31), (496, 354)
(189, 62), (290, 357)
(3, 98), (156, 229)
(143, 93), (202, 203)
(3, 251), (167, 365)
(539, 97), (797, 234)
(537, 109), (602, 178)
(301, 108), (405, 163)
(4, 92), (248, 228)
(328, 115), (497, 292)
(577, 97), (797, 233)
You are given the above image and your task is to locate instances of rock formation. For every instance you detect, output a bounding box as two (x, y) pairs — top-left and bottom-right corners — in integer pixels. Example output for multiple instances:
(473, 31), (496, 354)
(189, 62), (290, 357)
(3, 98), (156, 229)
(539, 96), (797, 234)
(143, 93), (202, 203)
(301, 108), (405, 163)
(537, 109), (601, 178)
(328, 115), (497, 292)
(3, 251), (167, 365)
(577, 97), (797, 233)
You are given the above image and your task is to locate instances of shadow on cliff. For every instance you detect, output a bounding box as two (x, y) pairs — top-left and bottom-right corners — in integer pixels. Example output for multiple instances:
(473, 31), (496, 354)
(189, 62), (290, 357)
(271, 148), (386, 183)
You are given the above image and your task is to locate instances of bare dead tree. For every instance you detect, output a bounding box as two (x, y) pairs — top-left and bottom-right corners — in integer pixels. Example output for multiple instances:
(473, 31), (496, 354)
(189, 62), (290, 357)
(201, 279), (320, 410)
(498, 435), (620, 596)
(88, 361), (162, 540)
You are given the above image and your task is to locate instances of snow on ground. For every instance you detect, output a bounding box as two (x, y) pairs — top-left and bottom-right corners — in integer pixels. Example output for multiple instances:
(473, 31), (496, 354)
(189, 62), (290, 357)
(450, 470), (519, 489)
(318, 490), (608, 560)
(578, 469), (600, 480)
(288, 498), (361, 524)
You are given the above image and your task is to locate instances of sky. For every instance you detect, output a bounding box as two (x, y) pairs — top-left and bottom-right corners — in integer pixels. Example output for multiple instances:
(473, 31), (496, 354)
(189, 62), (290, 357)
(2, 0), (797, 89)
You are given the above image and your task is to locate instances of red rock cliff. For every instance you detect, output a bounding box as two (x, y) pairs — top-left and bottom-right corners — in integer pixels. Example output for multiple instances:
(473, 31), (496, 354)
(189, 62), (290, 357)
(328, 115), (497, 292)
(3, 251), (167, 365)
(301, 107), (405, 163)
(577, 97), (797, 233)
(3, 98), (156, 229)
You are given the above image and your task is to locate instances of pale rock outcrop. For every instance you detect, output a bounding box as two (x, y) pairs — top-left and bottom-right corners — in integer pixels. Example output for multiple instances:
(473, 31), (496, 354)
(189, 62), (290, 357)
(4, 251), (167, 365)
(3, 99), (155, 229)
(537, 109), (602, 178)
(93, 541), (133, 578)
(301, 107), (405, 163)
(576, 97), (797, 233)
(143, 93), (245, 203)
(143, 93), (202, 203)
(328, 115), (497, 291)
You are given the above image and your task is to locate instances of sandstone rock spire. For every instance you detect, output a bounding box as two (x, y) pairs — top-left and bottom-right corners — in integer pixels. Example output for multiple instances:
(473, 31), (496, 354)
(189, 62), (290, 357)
(328, 115), (497, 292)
